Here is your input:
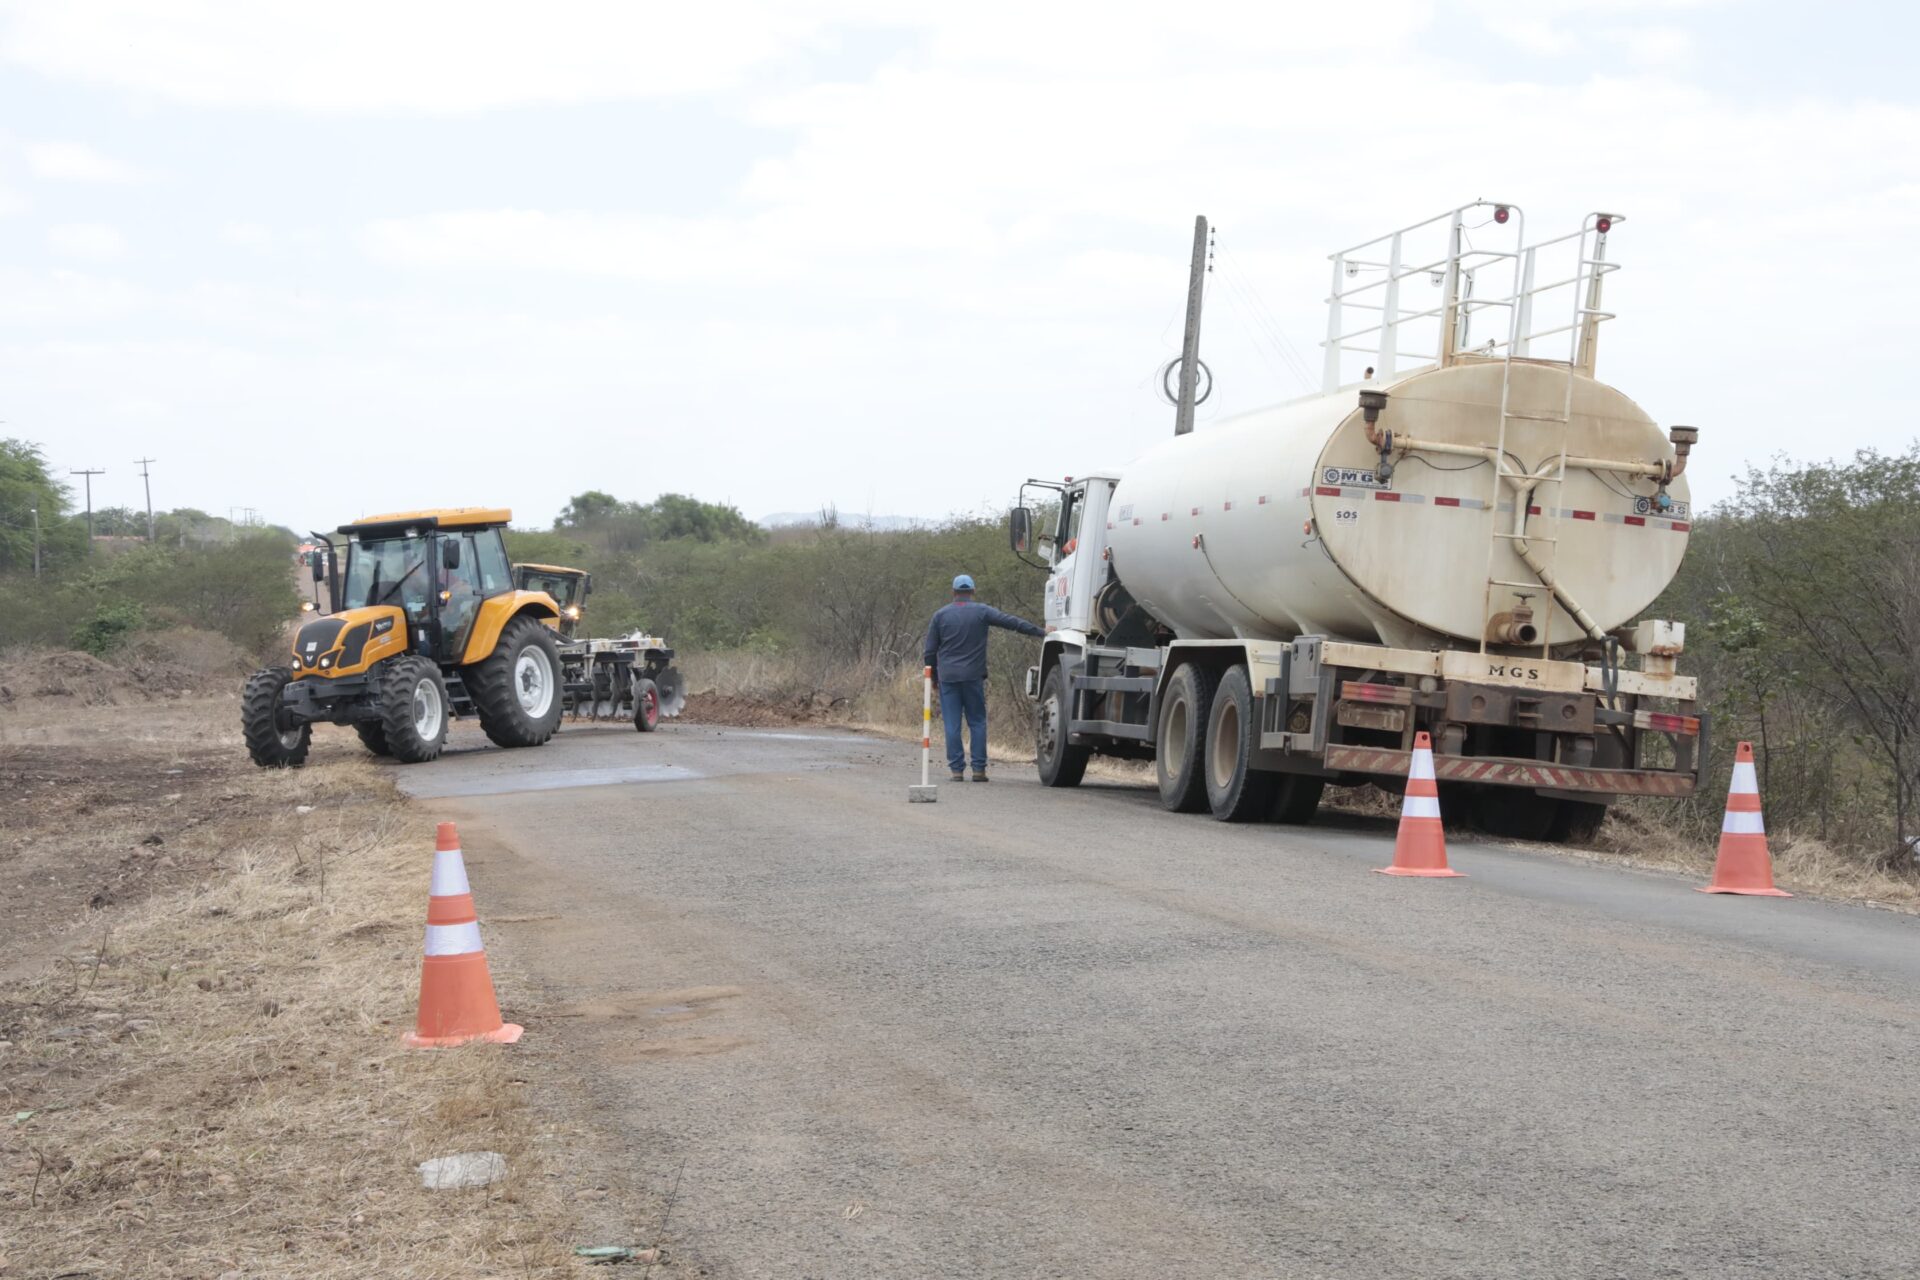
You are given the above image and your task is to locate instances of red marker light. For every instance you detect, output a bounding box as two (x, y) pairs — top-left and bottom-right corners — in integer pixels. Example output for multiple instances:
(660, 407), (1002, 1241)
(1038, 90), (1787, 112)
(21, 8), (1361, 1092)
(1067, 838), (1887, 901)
(1596, 216), (1612, 234)
(1493, 205), (1510, 224)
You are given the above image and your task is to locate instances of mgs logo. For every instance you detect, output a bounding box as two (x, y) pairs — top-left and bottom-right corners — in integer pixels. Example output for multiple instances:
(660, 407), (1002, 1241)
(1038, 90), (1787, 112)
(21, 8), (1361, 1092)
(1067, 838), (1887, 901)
(1633, 496), (1691, 518)
(1323, 466), (1387, 489)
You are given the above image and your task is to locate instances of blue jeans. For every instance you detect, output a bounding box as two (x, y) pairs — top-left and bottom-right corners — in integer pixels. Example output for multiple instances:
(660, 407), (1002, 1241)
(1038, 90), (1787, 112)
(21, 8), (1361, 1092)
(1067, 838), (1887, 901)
(938, 679), (988, 775)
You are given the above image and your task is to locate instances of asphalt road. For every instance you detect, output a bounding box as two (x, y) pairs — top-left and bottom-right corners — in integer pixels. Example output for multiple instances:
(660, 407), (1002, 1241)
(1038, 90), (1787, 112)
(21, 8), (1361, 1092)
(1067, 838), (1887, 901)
(402, 721), (1920, 1279)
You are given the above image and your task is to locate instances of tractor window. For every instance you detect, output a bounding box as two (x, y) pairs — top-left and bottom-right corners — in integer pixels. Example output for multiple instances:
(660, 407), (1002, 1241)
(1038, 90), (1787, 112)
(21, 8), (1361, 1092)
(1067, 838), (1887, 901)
(474, 530), (513, 596)
(342, 536), (431, 616)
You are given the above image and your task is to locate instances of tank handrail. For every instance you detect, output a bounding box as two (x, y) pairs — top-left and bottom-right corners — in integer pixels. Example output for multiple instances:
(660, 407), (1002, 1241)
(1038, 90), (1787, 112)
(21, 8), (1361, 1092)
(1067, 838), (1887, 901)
(1326, 200), (1517, 260)
(1321, 205), (1626, 391)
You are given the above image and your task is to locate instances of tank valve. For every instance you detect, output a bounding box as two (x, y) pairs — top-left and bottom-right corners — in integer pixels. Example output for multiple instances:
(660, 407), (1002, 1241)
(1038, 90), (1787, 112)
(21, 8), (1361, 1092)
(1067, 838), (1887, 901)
(1486, 593), (1540, 646)
(1358, 389), (1393, 479)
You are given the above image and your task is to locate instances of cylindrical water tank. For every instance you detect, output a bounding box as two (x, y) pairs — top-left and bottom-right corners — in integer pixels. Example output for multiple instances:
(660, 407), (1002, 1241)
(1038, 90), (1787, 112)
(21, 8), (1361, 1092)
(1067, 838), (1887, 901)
(1106, 361), (1690, 649)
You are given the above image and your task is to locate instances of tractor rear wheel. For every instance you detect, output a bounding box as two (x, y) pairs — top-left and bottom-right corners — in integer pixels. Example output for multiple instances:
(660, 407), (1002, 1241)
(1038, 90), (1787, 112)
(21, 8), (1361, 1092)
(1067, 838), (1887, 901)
(379, 656), (449, 763)
(241, 667), (311, 768)
(355, 722), (392, 757)
(469, 615), (565, 748)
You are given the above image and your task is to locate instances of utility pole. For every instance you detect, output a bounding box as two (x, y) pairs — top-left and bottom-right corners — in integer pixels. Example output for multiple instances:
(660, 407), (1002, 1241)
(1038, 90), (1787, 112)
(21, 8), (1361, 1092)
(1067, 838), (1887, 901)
(134, 457), (157, 541)
(1173, 214), (1211, 437)
(30, 505), (41, 578)
(70, 467), (105, 552)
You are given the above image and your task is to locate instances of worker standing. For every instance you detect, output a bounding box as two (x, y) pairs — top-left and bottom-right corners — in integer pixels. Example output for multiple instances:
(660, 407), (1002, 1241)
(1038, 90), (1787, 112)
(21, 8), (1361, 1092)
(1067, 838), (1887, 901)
(923, 574), (1045, 782)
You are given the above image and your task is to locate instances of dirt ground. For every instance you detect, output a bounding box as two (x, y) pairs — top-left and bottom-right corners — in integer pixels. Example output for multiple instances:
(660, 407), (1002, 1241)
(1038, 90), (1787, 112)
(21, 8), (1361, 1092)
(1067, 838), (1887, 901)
(0, 659), (611, 1279)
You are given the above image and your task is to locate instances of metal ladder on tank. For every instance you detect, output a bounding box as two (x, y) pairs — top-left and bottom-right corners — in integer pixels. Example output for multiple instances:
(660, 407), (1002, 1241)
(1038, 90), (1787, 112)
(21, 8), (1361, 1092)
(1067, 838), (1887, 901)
(1475, 214), (1621, 658)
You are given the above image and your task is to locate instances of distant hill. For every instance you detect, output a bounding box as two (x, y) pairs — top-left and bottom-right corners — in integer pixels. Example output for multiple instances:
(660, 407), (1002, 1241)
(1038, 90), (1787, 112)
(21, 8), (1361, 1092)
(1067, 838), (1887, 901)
(759, 511), (925, 532)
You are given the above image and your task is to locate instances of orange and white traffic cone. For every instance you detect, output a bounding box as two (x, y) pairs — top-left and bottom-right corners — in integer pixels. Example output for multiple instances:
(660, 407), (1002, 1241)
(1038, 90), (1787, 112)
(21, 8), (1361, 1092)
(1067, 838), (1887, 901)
(1698, 741), (1790, 897)
(1376, 731), (1465, 878)
(404, 822), (525, 1048)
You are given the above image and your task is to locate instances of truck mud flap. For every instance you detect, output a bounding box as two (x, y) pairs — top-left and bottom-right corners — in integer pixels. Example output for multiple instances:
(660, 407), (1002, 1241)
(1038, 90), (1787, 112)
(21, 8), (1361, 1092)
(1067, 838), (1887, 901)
(1322, 745), (1696, 797)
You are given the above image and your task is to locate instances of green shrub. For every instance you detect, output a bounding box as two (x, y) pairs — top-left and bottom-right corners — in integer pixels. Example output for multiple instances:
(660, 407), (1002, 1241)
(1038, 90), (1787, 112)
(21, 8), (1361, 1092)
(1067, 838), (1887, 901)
(72, 603), (147, 656)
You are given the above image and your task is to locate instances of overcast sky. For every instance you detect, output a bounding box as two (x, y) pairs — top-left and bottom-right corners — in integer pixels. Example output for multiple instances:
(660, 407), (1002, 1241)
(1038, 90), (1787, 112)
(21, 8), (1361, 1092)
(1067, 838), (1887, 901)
(6, 1), (1916, 534)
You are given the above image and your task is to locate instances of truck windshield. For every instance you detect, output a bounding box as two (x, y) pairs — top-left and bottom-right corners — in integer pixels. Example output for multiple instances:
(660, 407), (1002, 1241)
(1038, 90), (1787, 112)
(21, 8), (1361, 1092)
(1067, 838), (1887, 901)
(341, 536), (431, 614)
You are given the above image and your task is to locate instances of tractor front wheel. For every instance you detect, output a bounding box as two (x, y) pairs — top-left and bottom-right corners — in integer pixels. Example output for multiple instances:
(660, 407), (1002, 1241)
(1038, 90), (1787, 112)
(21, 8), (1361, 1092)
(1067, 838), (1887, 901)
(469, 616), (566, 748)
(241, 667), (311, 768)
(379, 656), (450, 763)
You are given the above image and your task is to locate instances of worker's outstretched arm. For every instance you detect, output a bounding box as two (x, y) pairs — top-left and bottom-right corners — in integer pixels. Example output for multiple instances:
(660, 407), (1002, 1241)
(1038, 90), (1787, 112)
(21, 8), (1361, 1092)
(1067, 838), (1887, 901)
(985, 606), (1045, 638)
(923, 613), (941, 678)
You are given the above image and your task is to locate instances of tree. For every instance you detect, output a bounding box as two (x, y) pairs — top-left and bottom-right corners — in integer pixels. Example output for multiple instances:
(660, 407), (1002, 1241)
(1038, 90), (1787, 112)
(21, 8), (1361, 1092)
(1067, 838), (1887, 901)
(1714, 448), (1920, 862)
(0, 439), (85, 574)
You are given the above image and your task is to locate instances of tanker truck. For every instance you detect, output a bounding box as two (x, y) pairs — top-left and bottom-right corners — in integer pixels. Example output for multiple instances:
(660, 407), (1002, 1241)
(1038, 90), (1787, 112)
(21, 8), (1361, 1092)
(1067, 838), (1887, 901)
(1010, 203), (1703, 840)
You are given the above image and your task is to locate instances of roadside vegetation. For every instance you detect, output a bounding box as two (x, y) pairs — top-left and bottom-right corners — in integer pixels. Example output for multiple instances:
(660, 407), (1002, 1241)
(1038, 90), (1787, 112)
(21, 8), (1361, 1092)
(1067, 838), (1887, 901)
(0, 439), (299, 661)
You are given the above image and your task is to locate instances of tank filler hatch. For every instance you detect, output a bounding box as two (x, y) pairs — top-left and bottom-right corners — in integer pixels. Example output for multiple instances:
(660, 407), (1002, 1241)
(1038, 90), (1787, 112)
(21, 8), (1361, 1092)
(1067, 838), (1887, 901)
(1319, 202), (1624, 394)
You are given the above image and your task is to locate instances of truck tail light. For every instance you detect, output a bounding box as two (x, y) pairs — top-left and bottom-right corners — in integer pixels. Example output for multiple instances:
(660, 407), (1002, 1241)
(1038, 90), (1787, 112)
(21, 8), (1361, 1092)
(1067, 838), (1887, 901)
(1633, 710), (1699, 736)
(1341, 681), (1412, 706)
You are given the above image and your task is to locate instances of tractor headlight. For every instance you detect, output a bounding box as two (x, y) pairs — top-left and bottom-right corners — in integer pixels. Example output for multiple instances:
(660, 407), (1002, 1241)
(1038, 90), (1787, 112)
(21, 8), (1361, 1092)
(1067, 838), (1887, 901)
(564, 605), (582, 620)
(300, 600), (316, 613)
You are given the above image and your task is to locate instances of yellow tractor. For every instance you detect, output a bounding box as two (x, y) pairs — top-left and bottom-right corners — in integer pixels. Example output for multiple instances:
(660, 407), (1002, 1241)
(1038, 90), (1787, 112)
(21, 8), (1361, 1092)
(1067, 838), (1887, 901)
(242, 508), (565, 767)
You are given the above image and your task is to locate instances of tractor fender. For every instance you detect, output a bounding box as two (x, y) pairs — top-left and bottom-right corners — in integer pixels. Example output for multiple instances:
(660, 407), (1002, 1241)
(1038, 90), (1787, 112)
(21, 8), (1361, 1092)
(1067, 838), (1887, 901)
(459, 592), (561, 665)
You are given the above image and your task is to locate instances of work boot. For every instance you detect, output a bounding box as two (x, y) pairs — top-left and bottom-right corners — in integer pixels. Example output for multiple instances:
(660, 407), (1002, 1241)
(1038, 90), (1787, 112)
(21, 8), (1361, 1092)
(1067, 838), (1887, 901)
(971, 771), (990, 782)
(949, 772), (966, 783)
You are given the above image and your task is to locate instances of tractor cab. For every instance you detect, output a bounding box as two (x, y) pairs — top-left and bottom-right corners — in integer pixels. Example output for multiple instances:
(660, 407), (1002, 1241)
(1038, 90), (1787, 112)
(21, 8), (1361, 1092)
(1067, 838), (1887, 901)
(513, 563), (591, 639)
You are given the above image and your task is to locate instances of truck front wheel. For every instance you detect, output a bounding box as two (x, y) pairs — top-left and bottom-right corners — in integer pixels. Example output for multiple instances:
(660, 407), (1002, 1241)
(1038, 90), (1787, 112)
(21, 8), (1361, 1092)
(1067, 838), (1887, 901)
(1156, 664), (1217, 813)
(1035, 665), (1090, 787)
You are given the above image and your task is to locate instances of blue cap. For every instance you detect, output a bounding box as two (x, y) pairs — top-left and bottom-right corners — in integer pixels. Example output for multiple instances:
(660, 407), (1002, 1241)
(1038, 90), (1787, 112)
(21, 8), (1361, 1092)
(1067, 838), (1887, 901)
(952, 574), (975, 591)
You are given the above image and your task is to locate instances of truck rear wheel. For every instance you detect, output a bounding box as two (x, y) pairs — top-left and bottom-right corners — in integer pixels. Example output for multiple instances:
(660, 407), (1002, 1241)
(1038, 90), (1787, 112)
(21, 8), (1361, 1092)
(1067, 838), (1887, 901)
(1036, 664), (1090, 787)
(1205, 665), (1276, 822)
(1156, 664), (1217, 813)
(380, 655), (449, 763)
(468, 615), (565, 748)
(1470, 787), (1560, 841)
(1549, 799), (1608, 843)
(1269, 774), (1324, 824)
(241, 667), (311, 768)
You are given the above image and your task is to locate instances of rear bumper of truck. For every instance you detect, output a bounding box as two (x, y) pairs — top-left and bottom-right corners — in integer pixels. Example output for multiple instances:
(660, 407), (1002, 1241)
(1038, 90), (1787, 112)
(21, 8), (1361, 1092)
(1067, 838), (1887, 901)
(1321, 745), (1697, 797)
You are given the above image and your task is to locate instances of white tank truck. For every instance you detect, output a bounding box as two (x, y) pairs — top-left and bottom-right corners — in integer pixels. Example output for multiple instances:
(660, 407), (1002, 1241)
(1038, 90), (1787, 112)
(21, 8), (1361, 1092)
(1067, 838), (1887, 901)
(1010, 203), (1703, 840)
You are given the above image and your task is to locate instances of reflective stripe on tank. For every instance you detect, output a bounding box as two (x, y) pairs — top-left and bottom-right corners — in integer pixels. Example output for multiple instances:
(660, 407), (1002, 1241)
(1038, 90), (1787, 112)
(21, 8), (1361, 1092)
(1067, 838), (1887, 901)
(1293, 487), (1687, 530)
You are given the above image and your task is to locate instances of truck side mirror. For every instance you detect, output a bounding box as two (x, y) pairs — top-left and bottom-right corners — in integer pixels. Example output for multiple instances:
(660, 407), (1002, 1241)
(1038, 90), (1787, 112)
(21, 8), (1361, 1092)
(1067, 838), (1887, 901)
(1010, 506), (1033, 554)
(441, 539), (461, 571)
(308, 552), (323, 583)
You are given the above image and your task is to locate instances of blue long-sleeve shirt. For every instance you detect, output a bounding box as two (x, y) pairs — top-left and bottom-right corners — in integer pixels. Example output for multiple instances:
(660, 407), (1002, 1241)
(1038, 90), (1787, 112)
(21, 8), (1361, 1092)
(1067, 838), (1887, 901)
(923, 600), (1044, 683)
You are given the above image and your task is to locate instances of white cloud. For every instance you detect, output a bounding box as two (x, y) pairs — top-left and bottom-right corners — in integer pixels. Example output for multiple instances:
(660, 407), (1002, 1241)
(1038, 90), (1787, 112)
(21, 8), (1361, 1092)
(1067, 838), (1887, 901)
(220, 221), (276, 251)
(0, 1), (879, 113)
(26, 139), (143, 182)
(47, 222), (128, 260)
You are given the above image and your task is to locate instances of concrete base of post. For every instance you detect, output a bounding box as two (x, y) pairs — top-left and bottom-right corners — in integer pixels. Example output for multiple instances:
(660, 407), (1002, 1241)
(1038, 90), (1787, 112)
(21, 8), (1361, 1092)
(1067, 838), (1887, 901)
(908, 785), (939, 803)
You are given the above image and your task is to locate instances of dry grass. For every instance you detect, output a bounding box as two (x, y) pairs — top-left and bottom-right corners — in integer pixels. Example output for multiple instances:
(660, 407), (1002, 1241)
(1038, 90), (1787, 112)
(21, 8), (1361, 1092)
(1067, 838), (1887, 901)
(0, 696), (574, 1278)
